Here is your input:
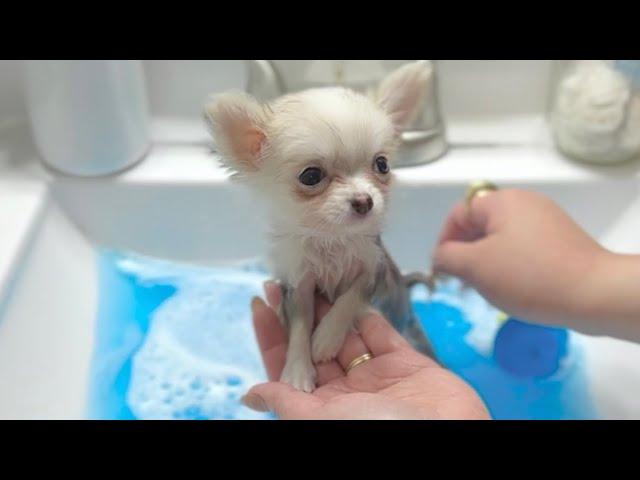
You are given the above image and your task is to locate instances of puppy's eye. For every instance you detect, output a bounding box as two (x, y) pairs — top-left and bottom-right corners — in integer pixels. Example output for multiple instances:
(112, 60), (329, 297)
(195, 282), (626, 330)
(374, 156), (389, 174)
(298, 167), (325, 186)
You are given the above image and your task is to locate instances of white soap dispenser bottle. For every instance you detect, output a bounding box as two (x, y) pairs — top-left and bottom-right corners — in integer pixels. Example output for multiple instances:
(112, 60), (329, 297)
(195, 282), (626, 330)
(23, 60), (151, 177)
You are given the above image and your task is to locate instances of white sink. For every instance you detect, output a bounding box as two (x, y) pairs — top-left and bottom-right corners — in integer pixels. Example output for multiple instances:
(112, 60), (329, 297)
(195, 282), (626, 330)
(2, 135), (640, 419)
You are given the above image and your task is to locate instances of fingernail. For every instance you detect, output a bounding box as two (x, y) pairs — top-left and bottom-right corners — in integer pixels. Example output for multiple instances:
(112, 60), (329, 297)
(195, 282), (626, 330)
(262, 280), (276, 297)
(263, 280), (283, 309)
(251, 296), (266, 313)
(360, 306), (383, 318)
(240, 393), (269, 412)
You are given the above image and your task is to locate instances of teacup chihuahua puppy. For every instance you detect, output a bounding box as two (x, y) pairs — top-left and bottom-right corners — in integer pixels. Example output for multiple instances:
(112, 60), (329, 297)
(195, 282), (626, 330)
(205, 61), (436, 392)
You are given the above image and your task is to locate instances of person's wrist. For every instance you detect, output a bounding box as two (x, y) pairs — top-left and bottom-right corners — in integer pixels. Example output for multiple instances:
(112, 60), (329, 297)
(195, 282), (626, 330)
(574, 249), (640, 338)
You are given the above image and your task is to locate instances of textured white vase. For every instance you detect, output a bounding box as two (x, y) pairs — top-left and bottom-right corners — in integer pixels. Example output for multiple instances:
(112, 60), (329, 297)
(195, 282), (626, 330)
(23, 60), (151, 176)
(550, 60), (640, 165)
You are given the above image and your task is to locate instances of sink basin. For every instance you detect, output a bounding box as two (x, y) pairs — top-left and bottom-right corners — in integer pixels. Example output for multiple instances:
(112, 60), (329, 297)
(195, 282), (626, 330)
(1, 141), (640, 419)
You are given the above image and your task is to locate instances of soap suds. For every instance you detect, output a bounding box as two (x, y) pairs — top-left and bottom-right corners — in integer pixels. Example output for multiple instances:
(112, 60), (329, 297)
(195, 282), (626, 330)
(89, 251), (596, 420)
(119, 255), (272, 420)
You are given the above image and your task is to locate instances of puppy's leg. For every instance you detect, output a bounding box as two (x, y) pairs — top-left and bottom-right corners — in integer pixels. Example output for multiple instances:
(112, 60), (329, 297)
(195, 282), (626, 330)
(311, 275), (368, 364)
(374, 241), (438, 360)
(279, 275), (317, 392)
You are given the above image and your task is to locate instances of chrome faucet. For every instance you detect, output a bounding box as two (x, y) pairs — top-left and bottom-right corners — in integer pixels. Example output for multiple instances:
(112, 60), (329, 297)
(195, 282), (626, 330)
(245, 60), (448, 167)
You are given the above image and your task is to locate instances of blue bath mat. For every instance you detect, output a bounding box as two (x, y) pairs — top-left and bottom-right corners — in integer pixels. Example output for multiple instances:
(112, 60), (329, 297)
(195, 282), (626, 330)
(88, 250), (597, 420)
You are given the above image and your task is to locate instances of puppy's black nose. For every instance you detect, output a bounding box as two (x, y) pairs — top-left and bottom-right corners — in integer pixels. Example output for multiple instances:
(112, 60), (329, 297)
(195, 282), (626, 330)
(350, 194), (373, 215)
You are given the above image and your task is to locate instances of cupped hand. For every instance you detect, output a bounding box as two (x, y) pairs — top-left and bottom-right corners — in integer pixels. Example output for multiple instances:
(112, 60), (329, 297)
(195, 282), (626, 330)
(241, 282), (489, 420)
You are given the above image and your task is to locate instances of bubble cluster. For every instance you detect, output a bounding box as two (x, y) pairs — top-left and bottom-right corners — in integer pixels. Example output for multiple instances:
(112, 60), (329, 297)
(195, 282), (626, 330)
(118, 255), (273, 420)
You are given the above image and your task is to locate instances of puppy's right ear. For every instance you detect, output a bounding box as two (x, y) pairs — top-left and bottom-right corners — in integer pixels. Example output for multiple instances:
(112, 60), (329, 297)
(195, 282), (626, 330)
(375, 60), (433, 134)
(204, 91), (268, 174)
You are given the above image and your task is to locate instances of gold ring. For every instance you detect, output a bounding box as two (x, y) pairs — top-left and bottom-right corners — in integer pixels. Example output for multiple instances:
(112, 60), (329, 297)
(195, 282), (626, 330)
(465, 180), (498, 212)
(345, 353), (373, 374)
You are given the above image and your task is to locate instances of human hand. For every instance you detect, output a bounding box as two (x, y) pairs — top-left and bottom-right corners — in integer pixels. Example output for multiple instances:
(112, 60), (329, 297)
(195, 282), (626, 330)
(431, 188), (632, 337)
(241, 282), (489, 420)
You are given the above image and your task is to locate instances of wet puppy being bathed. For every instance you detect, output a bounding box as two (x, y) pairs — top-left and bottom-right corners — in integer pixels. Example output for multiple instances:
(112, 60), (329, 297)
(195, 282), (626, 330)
(205, 61), (436, 392)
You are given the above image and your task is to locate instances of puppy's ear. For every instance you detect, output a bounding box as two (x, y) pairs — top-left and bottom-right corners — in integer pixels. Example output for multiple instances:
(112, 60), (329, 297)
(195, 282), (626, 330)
(375, 60), (433, 133)
(204, 91), (269, 174)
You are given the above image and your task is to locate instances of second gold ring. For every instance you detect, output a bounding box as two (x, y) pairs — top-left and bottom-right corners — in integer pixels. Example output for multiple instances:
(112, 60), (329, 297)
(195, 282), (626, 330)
(465, 180), (498, 212)
(345, 353), (373, 374)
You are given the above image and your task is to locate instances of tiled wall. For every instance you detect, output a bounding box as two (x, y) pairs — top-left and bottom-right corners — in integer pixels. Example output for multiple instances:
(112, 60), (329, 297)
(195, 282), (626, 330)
(438, 60), (552, 118)
(0, 60), (27, 124)
(0, 60), (553, 129)
(142, 60), (553, 120)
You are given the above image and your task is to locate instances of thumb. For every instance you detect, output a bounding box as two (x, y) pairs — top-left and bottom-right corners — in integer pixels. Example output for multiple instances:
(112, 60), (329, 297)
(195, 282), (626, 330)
(241, 382), (322, 419)
(432, 240), (480, 281)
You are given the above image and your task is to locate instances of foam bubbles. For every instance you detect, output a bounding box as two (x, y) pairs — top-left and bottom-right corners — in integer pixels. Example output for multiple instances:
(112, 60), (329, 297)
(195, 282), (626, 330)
(92, 251), (595, 420)
(119, 255), (273, 420)
(430, 277), (502, 356)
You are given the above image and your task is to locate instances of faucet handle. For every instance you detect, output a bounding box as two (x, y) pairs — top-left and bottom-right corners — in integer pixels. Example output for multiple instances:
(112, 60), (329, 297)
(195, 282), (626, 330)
(245, 60), (285, 102)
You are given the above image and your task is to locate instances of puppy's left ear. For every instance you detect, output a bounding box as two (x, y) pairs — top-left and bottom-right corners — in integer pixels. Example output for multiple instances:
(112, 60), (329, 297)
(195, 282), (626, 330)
(375, 60), (433, 133)
(204, 91), (269, 174)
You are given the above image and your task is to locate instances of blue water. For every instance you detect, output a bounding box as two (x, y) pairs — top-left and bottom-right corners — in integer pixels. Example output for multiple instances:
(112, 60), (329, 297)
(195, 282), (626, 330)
(87, 253), (176, 420)
(88, 250), (597, 420)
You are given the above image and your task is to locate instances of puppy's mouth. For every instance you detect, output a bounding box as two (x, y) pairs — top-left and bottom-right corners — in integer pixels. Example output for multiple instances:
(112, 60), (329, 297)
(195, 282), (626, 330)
(302, 206), (384, 234)
(343, 210), (383, 231)
(348, 211), (373, 222)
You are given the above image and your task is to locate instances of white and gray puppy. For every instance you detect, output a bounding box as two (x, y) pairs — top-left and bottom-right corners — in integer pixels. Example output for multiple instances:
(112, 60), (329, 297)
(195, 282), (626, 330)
(205, 60), (436, 392)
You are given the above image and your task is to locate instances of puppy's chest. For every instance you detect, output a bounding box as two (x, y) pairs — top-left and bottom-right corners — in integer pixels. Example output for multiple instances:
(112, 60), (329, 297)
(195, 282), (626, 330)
(271, 235), (383, 302)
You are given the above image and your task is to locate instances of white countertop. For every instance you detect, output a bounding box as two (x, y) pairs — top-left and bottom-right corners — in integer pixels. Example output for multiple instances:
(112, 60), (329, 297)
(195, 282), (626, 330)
(2, 115), (639, 301)
(122, 115), (640, 186)
(0, 121), (47, 303)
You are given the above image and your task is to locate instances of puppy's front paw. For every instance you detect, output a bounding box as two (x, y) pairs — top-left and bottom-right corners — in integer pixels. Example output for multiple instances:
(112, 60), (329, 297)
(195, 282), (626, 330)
(312, 322), (347, 364)
(280, 359), (317, 393)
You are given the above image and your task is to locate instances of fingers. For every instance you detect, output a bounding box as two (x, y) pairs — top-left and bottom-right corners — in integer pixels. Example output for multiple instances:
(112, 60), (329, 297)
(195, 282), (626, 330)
(432, 191), (501, 279)
(251, 296), (287, 382)
(432, 240), (482, 280)
(325, 309), (416, 371)
(263, 280), (282, 309)
(259, 281), (342, 385)
(437, 195), (496, 246)
(337, 330), (370, 371)
(467, 188), (501, 234)
(437, 201), (481, 245)
(241, 382), (324, 419)
(356, 309), (413, 356)
(336, 311), (436, 386)
(315, 361), (345, 385)
(338, 309), (414, 372)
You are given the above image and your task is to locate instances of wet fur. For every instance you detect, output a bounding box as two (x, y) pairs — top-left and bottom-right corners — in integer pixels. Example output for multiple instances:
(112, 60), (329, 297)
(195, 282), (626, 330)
(205, 61), (437, 392)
